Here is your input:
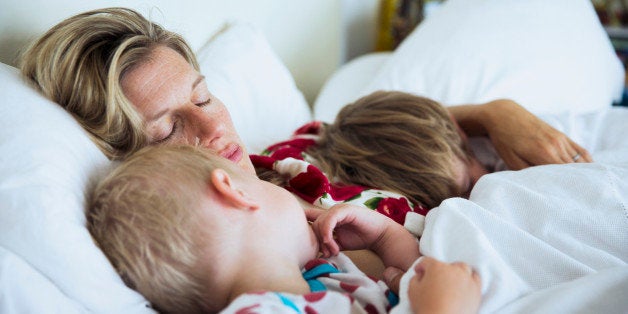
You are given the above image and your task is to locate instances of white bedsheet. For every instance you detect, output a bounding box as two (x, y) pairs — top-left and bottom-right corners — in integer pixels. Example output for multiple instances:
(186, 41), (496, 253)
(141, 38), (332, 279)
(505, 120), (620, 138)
(393, 160), (628, 313)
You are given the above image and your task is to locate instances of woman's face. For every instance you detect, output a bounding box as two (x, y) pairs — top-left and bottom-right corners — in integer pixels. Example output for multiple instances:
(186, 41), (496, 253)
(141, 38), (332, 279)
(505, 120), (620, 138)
(121, 46), (255, 174)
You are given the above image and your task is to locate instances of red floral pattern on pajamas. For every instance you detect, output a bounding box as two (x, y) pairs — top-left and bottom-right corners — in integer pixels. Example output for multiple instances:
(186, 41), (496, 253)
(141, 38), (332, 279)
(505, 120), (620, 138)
(250, 121), (429, 226)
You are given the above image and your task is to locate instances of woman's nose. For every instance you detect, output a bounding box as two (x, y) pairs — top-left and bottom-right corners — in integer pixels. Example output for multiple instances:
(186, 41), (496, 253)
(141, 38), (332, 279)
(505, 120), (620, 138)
(186, 106), (225, 148)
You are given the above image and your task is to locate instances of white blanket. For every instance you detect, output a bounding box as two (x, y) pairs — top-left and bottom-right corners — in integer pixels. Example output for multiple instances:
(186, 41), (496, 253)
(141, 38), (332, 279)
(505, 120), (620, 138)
(393, 161), (628, 313)
(392, 107), (628, 313)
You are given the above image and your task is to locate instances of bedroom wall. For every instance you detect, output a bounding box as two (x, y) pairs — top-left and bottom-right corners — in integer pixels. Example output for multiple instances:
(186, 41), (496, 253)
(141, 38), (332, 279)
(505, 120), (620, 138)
(0, 0), (343, 104)
(340, 0), (380, 62)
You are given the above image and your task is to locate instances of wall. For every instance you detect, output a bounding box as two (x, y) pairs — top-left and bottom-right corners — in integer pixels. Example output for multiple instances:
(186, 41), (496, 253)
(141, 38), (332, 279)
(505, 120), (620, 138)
(0, 0), (342, 104)
(340, 0), (380, 62)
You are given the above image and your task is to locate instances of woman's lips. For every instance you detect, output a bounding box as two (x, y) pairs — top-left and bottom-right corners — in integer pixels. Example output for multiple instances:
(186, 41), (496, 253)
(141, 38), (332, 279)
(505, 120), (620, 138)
(220, 143), (243, 163)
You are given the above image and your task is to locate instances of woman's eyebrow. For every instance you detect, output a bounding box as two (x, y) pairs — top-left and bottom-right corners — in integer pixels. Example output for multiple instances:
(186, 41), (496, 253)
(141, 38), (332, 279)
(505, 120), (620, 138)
(148, 75), (205, 122)
(148, 108), (168, 122)
(148, 75), (207, 122)
(192, 75), (206, 90)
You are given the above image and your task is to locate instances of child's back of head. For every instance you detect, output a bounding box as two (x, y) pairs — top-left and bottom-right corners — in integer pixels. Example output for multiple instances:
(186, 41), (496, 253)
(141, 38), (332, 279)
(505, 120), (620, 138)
(309, 91), (469, 209)
(88, 145), (225, 313)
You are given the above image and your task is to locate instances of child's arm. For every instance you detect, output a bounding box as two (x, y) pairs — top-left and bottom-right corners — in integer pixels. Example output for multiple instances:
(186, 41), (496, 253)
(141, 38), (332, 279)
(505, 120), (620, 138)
(406, 257), (481, 314)
(306, 204), (420, 272)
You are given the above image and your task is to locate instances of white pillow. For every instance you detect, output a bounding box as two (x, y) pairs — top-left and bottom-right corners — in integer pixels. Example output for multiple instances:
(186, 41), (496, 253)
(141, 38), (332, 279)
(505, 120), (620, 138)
(0, 63), (153, 313)
(196, 22), (312, 154)
(313, 52), (391, 123)
(361, 0), (625, 115)
(0, 247), (83, 313)
(0, 23), (311, 313)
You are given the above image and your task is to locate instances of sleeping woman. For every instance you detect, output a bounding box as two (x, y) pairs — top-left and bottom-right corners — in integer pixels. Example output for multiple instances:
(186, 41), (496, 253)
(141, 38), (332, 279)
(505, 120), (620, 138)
(19, 6), (592, 291)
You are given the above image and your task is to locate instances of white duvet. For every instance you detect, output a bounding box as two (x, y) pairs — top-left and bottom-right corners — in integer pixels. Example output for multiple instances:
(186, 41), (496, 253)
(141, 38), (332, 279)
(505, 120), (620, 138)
(394, 108), (628, 314)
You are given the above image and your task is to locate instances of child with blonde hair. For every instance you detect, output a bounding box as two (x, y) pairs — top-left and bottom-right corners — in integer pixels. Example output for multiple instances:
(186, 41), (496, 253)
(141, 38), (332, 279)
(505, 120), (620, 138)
(88, 145), (480, 314)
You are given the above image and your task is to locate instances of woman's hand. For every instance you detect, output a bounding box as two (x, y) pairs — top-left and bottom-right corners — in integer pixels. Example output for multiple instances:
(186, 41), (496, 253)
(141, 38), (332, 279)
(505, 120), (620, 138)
(449, 100), (592, 170)
(407, 257), (481, 314)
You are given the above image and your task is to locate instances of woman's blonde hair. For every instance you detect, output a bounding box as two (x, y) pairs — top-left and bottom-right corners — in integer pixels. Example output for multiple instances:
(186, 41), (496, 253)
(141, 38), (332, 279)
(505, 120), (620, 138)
(19, 7), (199, 159)
(88, 145), (225, 313)
(308, 91), (469, 209)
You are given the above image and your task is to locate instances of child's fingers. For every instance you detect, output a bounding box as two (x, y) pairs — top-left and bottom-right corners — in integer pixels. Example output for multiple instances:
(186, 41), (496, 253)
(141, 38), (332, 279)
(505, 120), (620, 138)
(313, 204), (360, 257)
(318, 238), (339, 257)
(316, 216), (336, 242)
(304, 207), (325, 221)
(326, 240), (340, 256)
(414, 256), (437, 272)
(321, 244), (330, 257)
(309, 219), (329, 257)
(472, 269), (481, 284)
(408, 257), (482, 314)
(451, 262), (474, 276)
(311, 216), (340, 257)
(412, 259), (429, 282)
(418, 258), (480, 283)
(321, 224), (341, 256)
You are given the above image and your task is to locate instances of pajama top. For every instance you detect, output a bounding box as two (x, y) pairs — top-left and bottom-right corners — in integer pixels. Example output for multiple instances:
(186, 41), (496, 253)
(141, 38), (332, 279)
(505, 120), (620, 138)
(220, 253), (398, 314)
(250, 121), (429, 236)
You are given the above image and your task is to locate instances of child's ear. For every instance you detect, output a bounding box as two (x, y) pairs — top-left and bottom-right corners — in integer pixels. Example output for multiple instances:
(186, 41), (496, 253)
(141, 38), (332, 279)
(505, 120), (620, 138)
(209, 169), (259, 211)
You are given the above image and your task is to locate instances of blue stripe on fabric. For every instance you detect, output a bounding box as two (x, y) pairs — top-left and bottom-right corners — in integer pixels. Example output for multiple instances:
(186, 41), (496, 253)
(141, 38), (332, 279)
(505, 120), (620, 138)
(302, 263), (340, 280)
(306, 279), (327, 292)
(387, 290), (399, 307)
(274, 292), (301, 313)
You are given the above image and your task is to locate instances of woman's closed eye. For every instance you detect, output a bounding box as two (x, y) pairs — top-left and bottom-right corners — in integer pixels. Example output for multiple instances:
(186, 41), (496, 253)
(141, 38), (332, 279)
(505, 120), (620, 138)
(155, 98), (211, 143)
(196, 98), (211, 107)
(156, 120), (179, 143)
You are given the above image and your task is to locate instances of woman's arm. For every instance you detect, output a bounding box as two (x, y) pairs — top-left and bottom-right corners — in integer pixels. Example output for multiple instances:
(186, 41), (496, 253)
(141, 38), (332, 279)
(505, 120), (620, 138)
(449, 99), (592, 170)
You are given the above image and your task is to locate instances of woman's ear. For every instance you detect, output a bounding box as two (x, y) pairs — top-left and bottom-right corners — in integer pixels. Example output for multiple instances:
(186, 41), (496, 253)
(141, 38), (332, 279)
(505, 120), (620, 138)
(209, 169), (259, 210)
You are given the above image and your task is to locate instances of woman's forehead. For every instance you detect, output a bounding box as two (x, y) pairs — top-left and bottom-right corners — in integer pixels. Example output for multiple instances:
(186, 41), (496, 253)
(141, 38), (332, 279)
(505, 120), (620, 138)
(121, 46), (200, 121)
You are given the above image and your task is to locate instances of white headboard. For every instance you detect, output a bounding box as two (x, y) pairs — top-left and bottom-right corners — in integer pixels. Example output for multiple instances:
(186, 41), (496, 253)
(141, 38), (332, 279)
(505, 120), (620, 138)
(0, 0), (344, 103)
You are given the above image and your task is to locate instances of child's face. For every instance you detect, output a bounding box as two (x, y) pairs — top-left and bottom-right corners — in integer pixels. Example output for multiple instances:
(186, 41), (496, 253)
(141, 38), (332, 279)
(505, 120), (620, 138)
(203, 157), (319, 263)
(450, 116), (489, 198)
(238, 170), (320, 262)
(452, 156), (488, 198)
(247, 174), (308, 219)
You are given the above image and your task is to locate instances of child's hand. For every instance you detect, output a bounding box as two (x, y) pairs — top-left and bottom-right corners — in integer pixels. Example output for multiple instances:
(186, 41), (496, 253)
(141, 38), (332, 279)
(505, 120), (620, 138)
(305, 204), (392, 257)
(408, 257), (481, 314)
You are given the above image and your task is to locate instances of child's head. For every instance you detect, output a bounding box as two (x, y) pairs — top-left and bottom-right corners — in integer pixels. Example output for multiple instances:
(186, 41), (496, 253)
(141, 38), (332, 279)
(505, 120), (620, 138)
(310, 91), (478, 209)
(88, 145), (317, 313)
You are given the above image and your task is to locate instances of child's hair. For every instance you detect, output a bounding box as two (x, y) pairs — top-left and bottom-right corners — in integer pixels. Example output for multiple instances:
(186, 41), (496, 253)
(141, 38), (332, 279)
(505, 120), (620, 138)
(88, 145), (226, 313)
(308, 91), (469, 209)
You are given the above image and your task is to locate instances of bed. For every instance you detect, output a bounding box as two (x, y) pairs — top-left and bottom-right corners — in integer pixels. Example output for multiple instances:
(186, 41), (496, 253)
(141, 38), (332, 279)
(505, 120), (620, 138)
(1, 0), (627, 313)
